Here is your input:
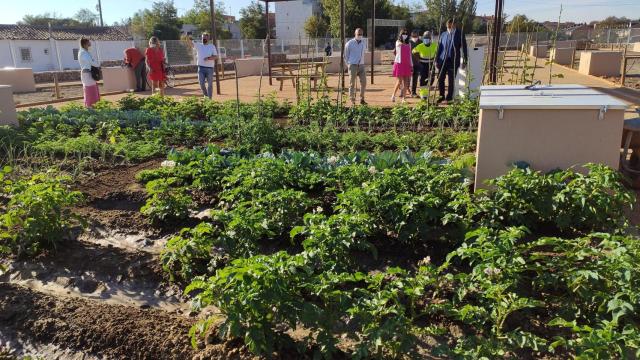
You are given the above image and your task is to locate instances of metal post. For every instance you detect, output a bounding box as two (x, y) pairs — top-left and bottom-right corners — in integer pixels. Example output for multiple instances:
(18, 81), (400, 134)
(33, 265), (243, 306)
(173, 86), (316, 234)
(488, 0), (500, 83)
(210, 0), (221, 94)
(97, 0), (104, 27)
(621, 46), (627, 86)
(370, 0), (375, 84)
(340, 0), (345, 89)
(240, 39), (245, 58)
(493, 0), (504, 84)
(265, 0), (272, 85)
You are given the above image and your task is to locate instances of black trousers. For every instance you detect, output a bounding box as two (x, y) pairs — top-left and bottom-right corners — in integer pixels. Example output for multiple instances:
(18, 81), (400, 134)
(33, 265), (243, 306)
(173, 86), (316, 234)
(438, 64), (455, 101)
(133, 60), (146, 91)
(419, 61), (434, 87)
(411, 64), (421, 94)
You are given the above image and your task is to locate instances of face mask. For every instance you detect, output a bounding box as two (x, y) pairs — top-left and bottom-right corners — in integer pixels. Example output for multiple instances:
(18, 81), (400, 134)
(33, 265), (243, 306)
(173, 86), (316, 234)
(150, 44), (156, 48)
(423, 39), (431, 45)
(401, 34), (408, 41)
(412, 37), (418, 42)
(355, 35), (362, 40)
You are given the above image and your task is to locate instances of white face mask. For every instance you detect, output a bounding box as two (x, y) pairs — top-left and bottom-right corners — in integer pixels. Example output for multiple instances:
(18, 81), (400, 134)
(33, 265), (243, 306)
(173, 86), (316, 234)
(401, 34), (408, 41)
(412, 37), (418, 42)
(355, 34), (363, 40)
(150, 43), (156, 48)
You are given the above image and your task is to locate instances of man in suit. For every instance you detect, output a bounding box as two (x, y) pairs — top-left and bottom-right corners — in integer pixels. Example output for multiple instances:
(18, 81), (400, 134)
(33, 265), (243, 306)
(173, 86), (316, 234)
(435, 19), (468, 104)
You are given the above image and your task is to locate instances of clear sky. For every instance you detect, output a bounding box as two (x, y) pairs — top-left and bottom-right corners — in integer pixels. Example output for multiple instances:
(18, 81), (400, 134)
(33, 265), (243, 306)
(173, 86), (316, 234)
(0, 0), (638, 25)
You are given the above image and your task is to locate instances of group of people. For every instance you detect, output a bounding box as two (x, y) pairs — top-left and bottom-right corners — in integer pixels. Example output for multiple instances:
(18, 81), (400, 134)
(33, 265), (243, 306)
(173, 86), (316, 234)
(80, 19), (466, 109)
(345, 18), (468, 105)
(80, 33), (219, 108)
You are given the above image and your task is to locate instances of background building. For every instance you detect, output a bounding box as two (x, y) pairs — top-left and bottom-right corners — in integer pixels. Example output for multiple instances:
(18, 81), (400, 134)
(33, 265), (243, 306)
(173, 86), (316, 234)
(275, 0), (321, 39)
(0, 24), (132, 71)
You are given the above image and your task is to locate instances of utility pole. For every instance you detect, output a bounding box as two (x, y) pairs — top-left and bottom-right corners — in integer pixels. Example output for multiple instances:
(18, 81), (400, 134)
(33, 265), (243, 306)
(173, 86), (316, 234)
(210, 0), (221, 94)
(97, 0), (104, 27)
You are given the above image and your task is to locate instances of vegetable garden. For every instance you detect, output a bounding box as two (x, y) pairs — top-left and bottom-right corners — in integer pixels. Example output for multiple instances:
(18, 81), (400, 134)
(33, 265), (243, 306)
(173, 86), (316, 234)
(0, 94), (638, 359)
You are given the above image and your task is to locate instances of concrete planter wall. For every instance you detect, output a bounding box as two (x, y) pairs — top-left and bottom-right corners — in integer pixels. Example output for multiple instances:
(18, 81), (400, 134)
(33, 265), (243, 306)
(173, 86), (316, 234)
(0, 68), (36, 93)
(102, 67), (136, 92)
(529, 44), (549, 58)
(549, 48), (574, 66)
(0, 85), (17, 126)
(234, 58), (268, 77)
(633, 43), (640, 52)
(578, 51), (622, 77)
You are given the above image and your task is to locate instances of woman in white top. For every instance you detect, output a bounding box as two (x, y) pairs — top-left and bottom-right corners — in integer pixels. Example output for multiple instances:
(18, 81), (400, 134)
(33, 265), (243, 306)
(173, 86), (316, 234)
(78, 38), (101, 108)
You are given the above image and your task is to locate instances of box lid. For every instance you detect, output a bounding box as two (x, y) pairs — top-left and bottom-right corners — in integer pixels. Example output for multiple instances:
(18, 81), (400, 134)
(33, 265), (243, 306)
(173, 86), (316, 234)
(479, 84), (628, 110)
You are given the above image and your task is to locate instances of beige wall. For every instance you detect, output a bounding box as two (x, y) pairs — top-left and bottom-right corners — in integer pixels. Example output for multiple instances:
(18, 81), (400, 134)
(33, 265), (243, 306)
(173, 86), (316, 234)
(529, 44), (548, 58)
(102, 67), (136, 92)
(633, 42), (640, 52)
(0, 85), (18, 126)
(475, 108), (624, 190)
(578, 51), (622, 77)
(234, 58), (268, 77)
(0, 68), (36, 93)
(549, 48), (574, 65)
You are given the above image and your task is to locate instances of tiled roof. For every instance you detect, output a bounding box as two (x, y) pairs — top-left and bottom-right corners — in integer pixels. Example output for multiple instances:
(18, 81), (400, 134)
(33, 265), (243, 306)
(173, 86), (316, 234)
(0, 24), (132, 41)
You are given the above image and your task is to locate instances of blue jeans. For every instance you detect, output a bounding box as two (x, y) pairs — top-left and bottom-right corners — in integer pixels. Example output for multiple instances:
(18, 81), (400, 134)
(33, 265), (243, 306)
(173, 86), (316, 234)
(198, 66), (214, 98)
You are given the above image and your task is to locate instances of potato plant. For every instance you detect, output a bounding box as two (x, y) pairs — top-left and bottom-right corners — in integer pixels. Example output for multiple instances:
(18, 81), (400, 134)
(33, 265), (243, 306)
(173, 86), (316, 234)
(0, 167), (84, 257)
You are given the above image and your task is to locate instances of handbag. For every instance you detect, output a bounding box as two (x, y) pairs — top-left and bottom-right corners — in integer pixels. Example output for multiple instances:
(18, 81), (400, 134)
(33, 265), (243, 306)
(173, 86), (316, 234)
(90, 66), (102, 81)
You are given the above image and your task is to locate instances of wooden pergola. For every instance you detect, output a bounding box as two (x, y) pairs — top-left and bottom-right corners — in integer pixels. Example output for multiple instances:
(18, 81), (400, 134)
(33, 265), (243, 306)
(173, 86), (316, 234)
(258, 0), (378, 87)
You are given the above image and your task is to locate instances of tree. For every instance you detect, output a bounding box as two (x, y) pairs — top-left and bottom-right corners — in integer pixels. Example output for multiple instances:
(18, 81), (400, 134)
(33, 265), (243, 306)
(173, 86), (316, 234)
(239, 1), (268, 39)
(181, 0), (231, 40)
(415, 0), (477, 33)
(19, 12), (81, 27)
(506, 14), (542, 33)
(74, 9), (99, 27)
(304, 15), (329, 37)
(597, 16), (631, 28)
(131, 0), (183, 40)
(321, 0), (413, 45)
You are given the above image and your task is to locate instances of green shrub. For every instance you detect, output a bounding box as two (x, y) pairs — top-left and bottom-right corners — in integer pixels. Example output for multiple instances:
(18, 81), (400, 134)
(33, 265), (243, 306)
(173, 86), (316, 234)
(141, 178), (193, 223)
(0, 168), (84, 257)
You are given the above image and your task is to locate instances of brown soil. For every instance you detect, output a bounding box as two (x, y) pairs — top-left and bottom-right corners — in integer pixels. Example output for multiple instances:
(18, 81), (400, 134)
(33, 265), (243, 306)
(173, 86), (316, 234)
(74, 159), (160, 231)
(0, 283), (254, 360)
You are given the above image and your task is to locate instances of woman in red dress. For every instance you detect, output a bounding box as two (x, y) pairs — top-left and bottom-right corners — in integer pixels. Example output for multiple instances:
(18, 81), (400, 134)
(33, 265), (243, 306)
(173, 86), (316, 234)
(145, 36), (166, 96)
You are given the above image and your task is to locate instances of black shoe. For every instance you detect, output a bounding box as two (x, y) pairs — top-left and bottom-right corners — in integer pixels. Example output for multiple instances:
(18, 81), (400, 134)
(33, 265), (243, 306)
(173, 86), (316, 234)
(360, 99), (367, 105)
(436, 97), (445, 104)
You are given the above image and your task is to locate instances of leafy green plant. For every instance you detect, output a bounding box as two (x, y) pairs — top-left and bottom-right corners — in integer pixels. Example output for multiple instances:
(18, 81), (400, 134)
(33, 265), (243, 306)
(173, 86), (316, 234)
(140, 178), (193, 223)
(0, 167), (84, 257)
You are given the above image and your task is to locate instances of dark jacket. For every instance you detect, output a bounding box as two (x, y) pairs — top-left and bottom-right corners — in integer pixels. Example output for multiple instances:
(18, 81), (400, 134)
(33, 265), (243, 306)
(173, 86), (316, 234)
(436, 28), (468, 71)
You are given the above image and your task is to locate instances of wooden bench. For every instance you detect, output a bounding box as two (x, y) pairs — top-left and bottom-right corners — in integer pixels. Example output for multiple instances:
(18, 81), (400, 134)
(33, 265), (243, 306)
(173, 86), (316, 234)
(273, 74), (322, 91)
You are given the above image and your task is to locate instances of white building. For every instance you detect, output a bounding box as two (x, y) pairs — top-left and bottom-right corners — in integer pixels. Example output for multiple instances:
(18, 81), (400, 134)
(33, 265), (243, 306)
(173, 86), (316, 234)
(0, 24), (133, 72)
(275, 0), (321, 39)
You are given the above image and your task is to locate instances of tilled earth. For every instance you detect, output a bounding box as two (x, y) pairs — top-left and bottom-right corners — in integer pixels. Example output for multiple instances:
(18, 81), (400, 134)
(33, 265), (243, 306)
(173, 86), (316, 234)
(0, 159), (257, 359)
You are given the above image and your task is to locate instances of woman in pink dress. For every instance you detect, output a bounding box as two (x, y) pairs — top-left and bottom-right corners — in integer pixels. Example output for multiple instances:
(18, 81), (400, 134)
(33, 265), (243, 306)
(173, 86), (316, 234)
(391, 29), (413, 103)
(145, 36), (167, 96)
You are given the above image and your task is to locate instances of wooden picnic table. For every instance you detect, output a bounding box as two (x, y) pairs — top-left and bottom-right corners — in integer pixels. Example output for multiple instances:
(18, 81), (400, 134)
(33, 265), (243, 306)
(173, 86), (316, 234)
(273, 61), (330, 90)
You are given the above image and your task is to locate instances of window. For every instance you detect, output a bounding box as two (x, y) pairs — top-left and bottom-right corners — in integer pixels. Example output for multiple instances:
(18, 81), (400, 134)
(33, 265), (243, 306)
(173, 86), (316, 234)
(19, 47), (32, 63)
(72, 48), (79, 61)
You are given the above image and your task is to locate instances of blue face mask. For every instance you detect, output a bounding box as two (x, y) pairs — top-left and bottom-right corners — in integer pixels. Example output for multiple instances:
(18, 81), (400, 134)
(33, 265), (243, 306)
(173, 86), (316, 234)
(423, 39), (431, 45)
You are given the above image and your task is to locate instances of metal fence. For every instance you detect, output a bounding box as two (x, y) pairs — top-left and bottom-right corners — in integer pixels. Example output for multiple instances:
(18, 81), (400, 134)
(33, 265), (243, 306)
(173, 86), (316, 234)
(137, 28), (639, 67)
(140, 38), (369, 66)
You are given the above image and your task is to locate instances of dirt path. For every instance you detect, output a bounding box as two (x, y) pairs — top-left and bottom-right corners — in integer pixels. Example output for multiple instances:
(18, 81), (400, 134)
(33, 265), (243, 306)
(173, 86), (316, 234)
(0, 283), (253, 360)
(0, 160), (239, 359)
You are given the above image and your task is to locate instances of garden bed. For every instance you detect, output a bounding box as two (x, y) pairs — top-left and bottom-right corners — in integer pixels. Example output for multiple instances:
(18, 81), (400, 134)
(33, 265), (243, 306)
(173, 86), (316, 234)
(1, 95), (639, 359)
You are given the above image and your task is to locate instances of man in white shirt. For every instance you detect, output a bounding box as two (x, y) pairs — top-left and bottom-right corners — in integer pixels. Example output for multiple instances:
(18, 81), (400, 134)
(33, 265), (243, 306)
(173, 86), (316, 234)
(187, 33), (218, 98)
(344, 28), (367, 105)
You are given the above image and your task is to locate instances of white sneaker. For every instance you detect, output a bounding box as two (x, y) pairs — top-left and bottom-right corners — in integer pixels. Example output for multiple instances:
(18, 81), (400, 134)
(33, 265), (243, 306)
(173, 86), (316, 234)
(391, 95), (396, 102)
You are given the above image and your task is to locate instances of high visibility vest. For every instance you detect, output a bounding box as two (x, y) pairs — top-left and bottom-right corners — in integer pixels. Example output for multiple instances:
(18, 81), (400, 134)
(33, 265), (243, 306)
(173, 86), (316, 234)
(413, 43), (437, 62)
